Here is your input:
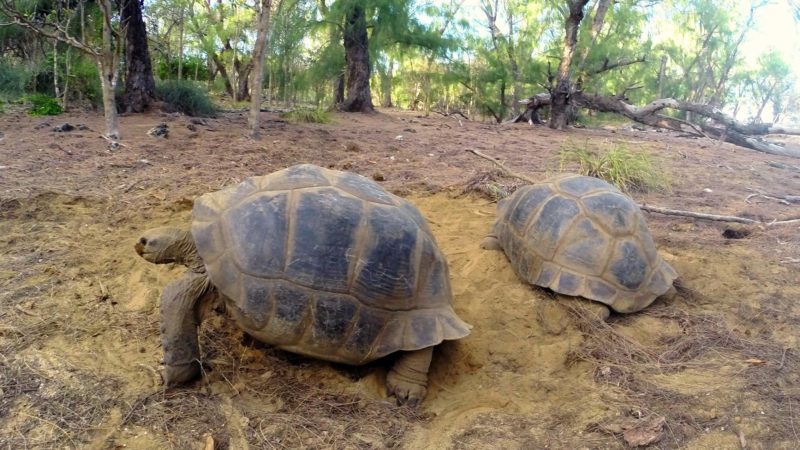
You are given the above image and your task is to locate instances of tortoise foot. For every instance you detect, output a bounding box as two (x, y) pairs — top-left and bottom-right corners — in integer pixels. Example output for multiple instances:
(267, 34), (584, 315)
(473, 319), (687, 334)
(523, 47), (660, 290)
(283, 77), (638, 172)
(164, 361), (201, 387)
(386, 371), (427, 407)
(386, 347), (433, 407)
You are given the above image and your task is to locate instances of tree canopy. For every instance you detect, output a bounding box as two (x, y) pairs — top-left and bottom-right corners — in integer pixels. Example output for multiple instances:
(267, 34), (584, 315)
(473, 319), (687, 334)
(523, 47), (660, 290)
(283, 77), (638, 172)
(1, 0), (799, 126)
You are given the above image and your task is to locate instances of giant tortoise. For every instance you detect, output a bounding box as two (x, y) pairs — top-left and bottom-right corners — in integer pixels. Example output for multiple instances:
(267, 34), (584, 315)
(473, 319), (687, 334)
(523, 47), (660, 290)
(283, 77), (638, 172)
(135, 164), (471, 405)
(482, 174), (678, 315)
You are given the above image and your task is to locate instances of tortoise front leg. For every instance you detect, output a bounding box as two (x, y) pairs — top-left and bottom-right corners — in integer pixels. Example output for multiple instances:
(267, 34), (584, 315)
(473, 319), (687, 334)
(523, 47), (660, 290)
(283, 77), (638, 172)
(160, 273), (211, 386)
(386, 347), (434, 407)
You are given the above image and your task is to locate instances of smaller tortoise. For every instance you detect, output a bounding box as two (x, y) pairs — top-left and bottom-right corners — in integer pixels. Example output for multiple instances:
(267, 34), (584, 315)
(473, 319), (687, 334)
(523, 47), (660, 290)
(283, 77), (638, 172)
(136, 164), (471, 406)
(482, 174), (677, 314)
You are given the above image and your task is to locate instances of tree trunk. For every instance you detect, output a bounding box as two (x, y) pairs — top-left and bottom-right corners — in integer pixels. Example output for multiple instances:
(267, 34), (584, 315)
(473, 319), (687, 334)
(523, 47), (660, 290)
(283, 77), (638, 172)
(62, 47), (71, 110)
(341, 4), (373, 112)
(657, 54), (667, 98)
(121, 0), (156, 113)
(210, 52), (234, 98)
(53, 41), (60, 104)
(249, 0), (272, 138)
(504, 1), (521, 114)
(550, 0), (590, 129)
(177, 5), (184, 79)
(378, 59), (393, 107)
(754, 80), (777, 122)
(235, 59), (252, 102)
(576, 0), (611, 72)
(98, 0), (120, 139)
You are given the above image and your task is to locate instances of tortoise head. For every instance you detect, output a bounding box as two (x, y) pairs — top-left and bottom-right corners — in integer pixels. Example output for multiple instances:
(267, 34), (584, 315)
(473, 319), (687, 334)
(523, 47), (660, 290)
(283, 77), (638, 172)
(135, 227), (202, 269)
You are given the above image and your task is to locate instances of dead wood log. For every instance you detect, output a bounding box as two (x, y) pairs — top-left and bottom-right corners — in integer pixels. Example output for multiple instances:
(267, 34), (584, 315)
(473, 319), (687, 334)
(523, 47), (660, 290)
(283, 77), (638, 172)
(514, 91), (800, 158)
(466, 149), (800, 226)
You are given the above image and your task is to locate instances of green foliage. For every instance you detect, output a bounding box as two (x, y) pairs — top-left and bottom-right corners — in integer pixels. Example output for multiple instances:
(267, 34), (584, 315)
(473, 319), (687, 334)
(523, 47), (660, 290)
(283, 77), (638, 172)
(156, 56), (210, 81)
(155, 80), (217, 117)
(559, 141), (669, 193)
(0, 61), (32, 100)
(27, 93), (63, 115)
(69, 56), (102, 107)
(279, 108), (330, 124)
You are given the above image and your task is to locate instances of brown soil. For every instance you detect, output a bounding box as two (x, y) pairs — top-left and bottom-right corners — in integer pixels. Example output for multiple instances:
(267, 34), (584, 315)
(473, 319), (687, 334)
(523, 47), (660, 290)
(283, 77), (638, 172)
(1, 108), (799, 449)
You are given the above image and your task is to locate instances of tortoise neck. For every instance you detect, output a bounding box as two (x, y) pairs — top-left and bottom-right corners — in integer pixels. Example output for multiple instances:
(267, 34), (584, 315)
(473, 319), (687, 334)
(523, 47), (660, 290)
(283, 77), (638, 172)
(162, 229), (205, 273)
(177, 231), (205, 273)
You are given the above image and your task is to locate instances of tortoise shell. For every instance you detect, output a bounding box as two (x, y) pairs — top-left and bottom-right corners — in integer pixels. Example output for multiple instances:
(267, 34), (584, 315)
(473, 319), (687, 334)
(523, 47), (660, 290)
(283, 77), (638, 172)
(191, 164), (470, 364)
(490, 174), (677, 313)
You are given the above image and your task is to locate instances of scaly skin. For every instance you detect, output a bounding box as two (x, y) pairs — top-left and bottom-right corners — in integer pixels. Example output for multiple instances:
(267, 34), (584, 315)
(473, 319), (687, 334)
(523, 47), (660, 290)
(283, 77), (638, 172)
(386, 347), (434, 407)
(136, 227), (209, 386)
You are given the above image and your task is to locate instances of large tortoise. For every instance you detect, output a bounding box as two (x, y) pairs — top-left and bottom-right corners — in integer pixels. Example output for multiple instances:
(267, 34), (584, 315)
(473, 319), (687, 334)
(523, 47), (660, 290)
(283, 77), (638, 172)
(135, 164), (471, 405)
(482, 174), (678, 315)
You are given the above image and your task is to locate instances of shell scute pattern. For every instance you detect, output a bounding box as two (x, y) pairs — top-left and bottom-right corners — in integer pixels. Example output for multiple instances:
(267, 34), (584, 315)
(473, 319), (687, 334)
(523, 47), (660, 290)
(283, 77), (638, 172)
(191, 164), (470, 363)
(285, 188), (363, 292)
(492, 174), (677, 313)
(351, 204), (419, 308)
(224, 192), (288, 278)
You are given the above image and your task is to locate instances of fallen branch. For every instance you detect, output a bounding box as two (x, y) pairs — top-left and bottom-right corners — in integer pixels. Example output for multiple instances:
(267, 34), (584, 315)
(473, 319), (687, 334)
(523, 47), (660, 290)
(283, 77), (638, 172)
(515, 91), (800, 158)
(637, 204), (760, 224)
(466, 149), (800, 226)
(466, 149), (536, 183)
(745, 187), (800, 205)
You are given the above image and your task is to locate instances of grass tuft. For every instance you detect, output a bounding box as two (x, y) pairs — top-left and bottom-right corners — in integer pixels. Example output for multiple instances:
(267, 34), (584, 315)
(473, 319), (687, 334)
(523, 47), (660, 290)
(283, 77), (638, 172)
(559, 141), (669, 193)
(280, 108), (330, 124)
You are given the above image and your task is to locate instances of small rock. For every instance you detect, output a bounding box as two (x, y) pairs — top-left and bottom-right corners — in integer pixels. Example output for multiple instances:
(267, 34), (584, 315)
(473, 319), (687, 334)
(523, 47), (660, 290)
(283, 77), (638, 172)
(76, 124), (90, 131)
(147, 123), (169, 138)
(186, 123), (197, 131)
(394, 135), (404, 140)
(372, 172), (386, 182)
(722, 227), (751, 239)
(53, 123), (75, 132)
(403, 128), (416, 133)
(702, 188), (713, 193)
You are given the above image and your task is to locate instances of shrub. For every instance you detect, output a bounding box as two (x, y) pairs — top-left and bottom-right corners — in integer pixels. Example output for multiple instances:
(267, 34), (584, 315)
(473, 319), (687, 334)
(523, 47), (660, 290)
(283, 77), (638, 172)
(559, 141), (669, 193)
(0, 62), (32, 100)
(280, 108), (330, 124)
(155, 80), (217, 117)
(28, 93), (63, 115)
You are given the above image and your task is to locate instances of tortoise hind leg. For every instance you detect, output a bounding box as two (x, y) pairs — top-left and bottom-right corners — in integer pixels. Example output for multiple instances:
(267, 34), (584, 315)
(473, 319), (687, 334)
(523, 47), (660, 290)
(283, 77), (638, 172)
(386, 347), (433, 407)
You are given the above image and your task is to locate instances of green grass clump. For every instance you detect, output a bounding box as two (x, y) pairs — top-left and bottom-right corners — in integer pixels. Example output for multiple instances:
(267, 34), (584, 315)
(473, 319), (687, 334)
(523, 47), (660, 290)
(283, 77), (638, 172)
(27, 93), (63, 115)
(559, 141), (669, 193)
(155, 80), (217, 117)
(280, 108), (330, 124)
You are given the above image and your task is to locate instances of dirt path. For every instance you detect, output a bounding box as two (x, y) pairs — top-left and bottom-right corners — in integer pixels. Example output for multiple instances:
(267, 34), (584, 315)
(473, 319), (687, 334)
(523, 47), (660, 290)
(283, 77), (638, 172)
(1, 109), (799, 449)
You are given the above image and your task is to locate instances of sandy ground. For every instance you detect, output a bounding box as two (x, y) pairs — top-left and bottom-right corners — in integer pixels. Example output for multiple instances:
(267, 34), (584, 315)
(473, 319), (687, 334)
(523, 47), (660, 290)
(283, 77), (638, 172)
(1, 107), (799, 449)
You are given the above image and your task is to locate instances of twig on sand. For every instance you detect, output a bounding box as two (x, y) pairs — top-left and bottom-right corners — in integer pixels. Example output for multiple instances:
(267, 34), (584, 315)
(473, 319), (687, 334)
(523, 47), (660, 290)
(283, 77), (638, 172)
(19, 412), (77, 448)
(466, 148), (800, 226)
(745, 188), (800, 205)
(14, 304), (40, 317)
(465, 149), (538, 183)
(136, 363), (163, 387)
(99, 134), (129, 148)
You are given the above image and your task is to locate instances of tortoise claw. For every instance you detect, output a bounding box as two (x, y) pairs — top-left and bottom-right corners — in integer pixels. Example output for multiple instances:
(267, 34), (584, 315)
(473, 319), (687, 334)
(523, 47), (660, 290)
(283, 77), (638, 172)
(386, 373), (426, 407)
